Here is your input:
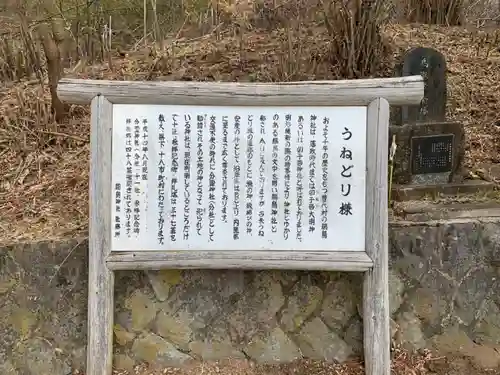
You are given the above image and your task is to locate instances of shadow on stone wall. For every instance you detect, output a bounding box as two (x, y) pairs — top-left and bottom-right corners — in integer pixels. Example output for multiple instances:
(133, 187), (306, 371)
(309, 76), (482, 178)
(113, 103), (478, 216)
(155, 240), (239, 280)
(1, 221), (500, 374)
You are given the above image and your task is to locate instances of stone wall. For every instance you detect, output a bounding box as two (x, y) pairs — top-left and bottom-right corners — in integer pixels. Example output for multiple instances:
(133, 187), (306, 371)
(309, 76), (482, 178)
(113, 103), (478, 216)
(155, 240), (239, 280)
(1, 219), (500, 374)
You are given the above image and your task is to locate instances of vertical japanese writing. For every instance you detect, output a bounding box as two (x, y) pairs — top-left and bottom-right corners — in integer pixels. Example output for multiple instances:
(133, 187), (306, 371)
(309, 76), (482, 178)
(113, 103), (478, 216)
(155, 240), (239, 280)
(170, 114), (180, 242)
(157, 115), (165, 245)
(233, 115), (241, 240)
(296, 115), (304, 242)
(258, 115), (266, 237)
(308, 115), (317, 233)
(208, 115), (216, 242)
(142, 119), (149, 231)
(133, 119), (141, 236)
(112, 106), (367, 252)
(271, 114), (279, 233)
(183, 115), (192, 240)
(339, 127), (354, 216)
(283, 115), (292, 240)
(321, 116), (329, 239)
(221, 116), (229, 223)
(114, 183), (122, 238)
(125, 119), (132, 238)
(245, 115), (254, 235)
(141, 120), (149, 185)
(195, 115), (204, 236)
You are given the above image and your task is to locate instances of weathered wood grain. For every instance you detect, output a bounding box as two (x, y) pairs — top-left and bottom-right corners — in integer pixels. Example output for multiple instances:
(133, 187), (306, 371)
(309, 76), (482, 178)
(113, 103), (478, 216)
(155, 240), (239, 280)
(88, 95), (114, 375)
(106, 251), (374, 271)
(57, 76), (424, 106)
(363, 98), (391, 375)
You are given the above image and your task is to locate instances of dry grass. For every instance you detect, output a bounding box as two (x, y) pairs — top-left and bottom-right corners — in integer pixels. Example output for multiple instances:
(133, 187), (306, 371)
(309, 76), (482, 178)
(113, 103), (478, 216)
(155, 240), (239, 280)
(73, 349), (500, 375)
(107, 355), (408, 375)
(1, 22), (500, 244)
(401, 0), (465, 25)
(0, 84), (89, 242)
(1, 6), (500, 375)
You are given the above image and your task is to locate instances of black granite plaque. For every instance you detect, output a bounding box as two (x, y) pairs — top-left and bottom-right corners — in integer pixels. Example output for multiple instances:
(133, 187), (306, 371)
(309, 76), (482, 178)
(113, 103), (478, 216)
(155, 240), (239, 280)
(411, 134), (454, 175)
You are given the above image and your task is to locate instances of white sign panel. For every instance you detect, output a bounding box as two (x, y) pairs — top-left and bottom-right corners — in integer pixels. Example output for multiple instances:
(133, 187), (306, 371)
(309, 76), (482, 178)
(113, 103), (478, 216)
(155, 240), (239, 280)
(110, 105), (367, 252)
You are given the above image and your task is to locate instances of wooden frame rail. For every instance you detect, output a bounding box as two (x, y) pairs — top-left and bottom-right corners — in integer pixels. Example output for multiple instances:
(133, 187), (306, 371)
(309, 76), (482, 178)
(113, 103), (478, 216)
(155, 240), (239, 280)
(58, 76), (424, 106)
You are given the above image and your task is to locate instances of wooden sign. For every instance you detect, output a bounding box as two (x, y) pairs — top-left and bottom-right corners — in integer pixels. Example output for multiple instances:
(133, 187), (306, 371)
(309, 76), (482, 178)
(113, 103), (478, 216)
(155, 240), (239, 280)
(57, 76), (424, 375)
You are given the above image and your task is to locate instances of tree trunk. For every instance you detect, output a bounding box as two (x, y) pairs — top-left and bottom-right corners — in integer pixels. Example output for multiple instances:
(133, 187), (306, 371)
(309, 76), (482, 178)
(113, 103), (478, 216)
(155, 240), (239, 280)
(37, 23), (67, 122)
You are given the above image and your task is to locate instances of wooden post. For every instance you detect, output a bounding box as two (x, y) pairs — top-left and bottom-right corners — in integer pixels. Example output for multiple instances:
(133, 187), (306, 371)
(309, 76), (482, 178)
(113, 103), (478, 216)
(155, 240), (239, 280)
(364, 98), (390, 375)
(88, 95), (114, 375)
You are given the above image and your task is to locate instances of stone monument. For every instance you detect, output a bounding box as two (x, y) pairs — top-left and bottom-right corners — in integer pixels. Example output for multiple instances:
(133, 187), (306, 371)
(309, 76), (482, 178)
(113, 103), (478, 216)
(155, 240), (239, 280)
(389, 47), (465, 189)
(400, 47), (447, 125)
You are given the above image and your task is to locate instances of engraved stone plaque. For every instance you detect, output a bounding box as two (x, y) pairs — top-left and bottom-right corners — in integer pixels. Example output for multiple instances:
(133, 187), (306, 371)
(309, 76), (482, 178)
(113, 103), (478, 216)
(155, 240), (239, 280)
(411, 134), (454, 175)
(389, 122), (464, 185)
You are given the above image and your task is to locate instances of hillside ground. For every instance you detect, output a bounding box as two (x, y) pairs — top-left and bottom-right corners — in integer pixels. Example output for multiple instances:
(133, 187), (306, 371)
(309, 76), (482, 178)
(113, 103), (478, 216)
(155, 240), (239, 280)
(1, 22), (500, 244)
(1, 18), (500, 375)
(102, 354), (500, 375)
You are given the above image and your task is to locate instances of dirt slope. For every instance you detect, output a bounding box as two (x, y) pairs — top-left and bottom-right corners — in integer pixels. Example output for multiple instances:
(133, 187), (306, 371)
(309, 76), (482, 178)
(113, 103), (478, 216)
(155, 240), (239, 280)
(0, 23), (499, 243)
